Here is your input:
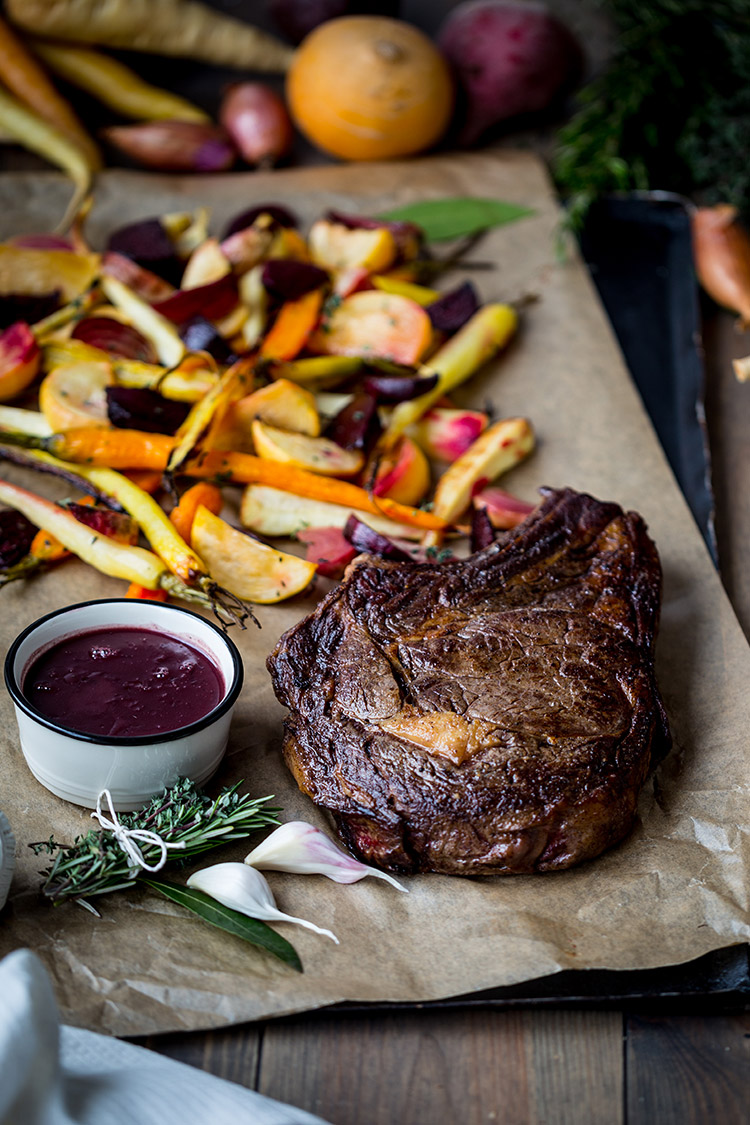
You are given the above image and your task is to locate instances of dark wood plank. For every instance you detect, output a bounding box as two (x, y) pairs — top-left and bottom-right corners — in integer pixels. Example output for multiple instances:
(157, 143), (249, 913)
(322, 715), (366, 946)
(626, 1011), (750, 1125)
(257, 1008), (624, 1125)
(139, 1023), (262, 1086)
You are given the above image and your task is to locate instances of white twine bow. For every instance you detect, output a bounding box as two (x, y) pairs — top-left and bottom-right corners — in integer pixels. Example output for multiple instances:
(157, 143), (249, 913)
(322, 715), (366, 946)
(91, 789), (186, 873)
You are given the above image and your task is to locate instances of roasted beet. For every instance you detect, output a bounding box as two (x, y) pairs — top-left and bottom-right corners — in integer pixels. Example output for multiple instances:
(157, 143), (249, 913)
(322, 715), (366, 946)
(152, 274), (238, 324)
(179, 315), (236, 364)
(0, 291), (61, 330)
(427, 281), (480, 333)
(106, 218), (182, 285)
(470, 505), (496, 552)
(261, 259), (328, 301)
(0, 508), (36, 568)
(325, 392), (380, 452)
(223, 204), (299, 239)
(106, 386), (190, 435)
(343, 514), (413, 562)
(362, 371), (438, 402)
(66, 502), (137, 543)
(72, 317), (158, 363)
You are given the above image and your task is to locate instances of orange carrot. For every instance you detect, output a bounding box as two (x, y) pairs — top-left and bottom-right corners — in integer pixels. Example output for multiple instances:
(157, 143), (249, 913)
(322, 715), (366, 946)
(126, 582), (169, 601)
(260, 288), (323, 362)
(169, 481), (223, 544)
(186, 450), (447, 531)
(0, 15), (101, 170)
(41, 427), (176, 469)
(122, 469), (164, 493)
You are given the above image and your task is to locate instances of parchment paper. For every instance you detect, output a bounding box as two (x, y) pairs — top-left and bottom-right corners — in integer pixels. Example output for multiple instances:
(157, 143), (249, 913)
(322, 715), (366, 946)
(0, 153), (749, 1037)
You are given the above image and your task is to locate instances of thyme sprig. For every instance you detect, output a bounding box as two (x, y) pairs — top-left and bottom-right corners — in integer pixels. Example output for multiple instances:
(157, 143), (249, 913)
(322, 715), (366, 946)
(30, 778), (280, 905)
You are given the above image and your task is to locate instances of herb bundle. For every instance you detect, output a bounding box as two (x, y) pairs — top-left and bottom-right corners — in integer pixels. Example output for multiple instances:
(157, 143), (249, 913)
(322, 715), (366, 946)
(31, 777), (279, 904)
(553, 0), (750, 227)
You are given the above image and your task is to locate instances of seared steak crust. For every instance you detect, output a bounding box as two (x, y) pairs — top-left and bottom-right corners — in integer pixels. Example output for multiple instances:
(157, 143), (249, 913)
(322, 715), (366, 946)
(268, 488), (670, 875)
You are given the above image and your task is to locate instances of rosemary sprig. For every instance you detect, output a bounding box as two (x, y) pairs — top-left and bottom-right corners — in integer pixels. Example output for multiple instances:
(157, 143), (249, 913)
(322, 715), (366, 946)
(30, 777), (280, 905)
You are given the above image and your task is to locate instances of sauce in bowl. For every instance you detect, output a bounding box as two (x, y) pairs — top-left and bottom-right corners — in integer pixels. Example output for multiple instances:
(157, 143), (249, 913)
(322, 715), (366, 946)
(22, 625), (224, 738)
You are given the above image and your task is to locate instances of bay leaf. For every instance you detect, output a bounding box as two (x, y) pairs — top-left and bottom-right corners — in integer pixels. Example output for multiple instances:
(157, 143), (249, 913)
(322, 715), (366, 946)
(378, 197), (534, 241)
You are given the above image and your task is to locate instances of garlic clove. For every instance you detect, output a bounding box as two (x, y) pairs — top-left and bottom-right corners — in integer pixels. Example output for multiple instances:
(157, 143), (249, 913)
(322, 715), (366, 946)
(244, 821), (408, 892)
(187, 862), (339, 943)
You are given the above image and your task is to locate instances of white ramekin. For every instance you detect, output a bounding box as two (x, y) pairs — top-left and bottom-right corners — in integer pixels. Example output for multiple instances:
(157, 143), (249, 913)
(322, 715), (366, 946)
(4, 599), (244, 811)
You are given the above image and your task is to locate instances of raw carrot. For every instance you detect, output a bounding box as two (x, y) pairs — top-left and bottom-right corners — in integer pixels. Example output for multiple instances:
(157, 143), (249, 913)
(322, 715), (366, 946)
(260, 288), (324, 362)
(7, 0), (295, 72)
(0, 15), (101, 170)
(30, 41), (210, 123)
(170, 481), (223, 544)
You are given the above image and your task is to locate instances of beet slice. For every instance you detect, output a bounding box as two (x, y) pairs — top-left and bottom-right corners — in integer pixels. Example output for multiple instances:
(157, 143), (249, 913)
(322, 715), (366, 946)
(325, 392), (380, 452)
(223, 204), (298, 239)
(343, 514), (413, 562)
(67, 502), (137, 542)
(427, 281), (480, 333)
(0, 509), (36, 568)
(152, 273), (238, 323)
(362, 371), (438, 403)
(106, 386), (190, 435)
(106, 218), (182, 285)
(178, 315), (236, 364)
(72, 317), (158, 363)
(261, 259), (328, 301)
(0, 291), (61, 330)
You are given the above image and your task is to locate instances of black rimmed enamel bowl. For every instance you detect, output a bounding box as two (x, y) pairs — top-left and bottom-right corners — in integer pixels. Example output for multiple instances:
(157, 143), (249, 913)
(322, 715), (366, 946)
(4, 599), (243, 810)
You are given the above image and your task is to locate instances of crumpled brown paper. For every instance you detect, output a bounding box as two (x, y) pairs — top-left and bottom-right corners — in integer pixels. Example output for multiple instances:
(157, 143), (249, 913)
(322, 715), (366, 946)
(0, 154), (748, 1037)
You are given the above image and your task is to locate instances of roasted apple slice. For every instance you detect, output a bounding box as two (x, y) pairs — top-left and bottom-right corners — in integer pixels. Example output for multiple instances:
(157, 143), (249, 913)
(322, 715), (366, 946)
(0, 322), (41, 403)
(214, 379), (320, 450)
(251, 419), (364, 477)
(191, 504), (316, 603)
(239, 484), (423, 540)
(308, 220), (397, 273)
(181, 237), (232, 289)
(431, 417), (535, 526)
(308, 290), (432, 367)
(407, 407), (489, 462)
(39, 359), (114, 431)
(371, 436), (431, 506)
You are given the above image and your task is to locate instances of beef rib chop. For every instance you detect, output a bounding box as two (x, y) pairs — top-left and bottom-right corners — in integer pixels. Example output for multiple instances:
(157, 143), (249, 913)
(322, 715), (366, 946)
(268, 487), (671, 875)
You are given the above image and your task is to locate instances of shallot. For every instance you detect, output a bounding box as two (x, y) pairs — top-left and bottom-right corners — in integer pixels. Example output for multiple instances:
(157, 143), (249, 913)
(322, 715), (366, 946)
(691, 204), (750, 329)
(186, 862), (339, 942)
(219, 82), (293, 168)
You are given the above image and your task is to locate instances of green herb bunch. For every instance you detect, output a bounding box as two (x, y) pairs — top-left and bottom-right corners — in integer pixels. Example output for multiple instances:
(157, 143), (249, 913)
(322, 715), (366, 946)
(31, 777), (279, 904)
(553, 0), (750, 227)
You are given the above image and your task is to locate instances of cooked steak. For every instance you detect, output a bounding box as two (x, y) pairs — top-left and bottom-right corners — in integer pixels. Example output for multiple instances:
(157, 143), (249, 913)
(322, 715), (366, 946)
(268, 488), (670, 875)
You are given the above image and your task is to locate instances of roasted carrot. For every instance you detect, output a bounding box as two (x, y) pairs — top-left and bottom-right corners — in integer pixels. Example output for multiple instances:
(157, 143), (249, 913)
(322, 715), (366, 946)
(126, 582), (169, 601)
(168, 357), (253, 474)
(0, 428), (448, 531)
(170, 481), (223, 544)
(122, 469), (164, 494)
(260, 289), (324, 362)
(0, 15), (101, 170)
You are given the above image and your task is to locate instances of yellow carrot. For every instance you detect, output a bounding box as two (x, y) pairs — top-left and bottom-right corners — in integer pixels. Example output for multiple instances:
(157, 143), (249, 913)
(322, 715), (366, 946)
(0, 15), (100, 169)
(30, 40), (210, 122)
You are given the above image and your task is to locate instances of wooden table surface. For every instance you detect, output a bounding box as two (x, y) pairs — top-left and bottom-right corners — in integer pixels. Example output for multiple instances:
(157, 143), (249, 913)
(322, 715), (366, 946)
(135, 308), (750, 1123)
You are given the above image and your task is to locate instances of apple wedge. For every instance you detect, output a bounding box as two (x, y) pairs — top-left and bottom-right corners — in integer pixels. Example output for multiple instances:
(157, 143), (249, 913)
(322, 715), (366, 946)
(0, 322), (41, 403)
(251, 419), (364, 477)
(38, 359), (114, 431)
(181, 237), (231, 289)
(431, 417), (535, 526)
(215, 379), (320, 451)
(308, 290), (433, 367)
(191, 504), (316, 604)
(371, 436), (431, 506)
(308, 220), (396, 273)
(239, 484), (424, 540)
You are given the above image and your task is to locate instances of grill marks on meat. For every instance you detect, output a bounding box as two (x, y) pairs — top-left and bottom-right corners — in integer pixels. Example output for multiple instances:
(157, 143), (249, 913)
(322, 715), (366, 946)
(268, 488), (671, 875)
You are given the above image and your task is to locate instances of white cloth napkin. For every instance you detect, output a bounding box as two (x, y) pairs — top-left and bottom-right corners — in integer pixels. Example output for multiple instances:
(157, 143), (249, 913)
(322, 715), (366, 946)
(0, 949), (331, 1125)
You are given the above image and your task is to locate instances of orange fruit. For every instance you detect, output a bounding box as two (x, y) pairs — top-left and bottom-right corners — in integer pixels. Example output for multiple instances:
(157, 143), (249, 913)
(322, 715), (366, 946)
(286, 16), (454, 162)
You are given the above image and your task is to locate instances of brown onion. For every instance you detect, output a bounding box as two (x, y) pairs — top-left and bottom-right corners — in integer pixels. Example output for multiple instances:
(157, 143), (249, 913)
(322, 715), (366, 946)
(691, 204), (750, 328)
(102, 121), (236, 173)
(219, 82), (293, 168)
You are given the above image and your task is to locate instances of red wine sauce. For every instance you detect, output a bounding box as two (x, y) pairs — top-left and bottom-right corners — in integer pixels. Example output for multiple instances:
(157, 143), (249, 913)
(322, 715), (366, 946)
(23, 626), (224, 738)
